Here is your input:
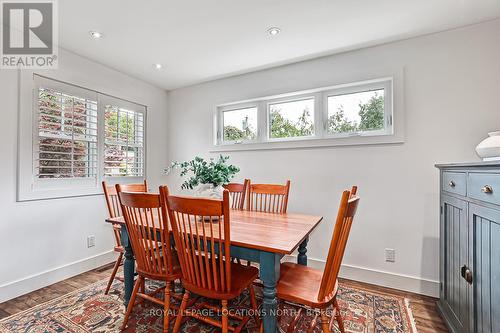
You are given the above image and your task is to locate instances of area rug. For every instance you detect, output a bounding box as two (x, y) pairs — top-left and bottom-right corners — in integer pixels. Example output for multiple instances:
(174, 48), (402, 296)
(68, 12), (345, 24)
(0, 279), (417, 333)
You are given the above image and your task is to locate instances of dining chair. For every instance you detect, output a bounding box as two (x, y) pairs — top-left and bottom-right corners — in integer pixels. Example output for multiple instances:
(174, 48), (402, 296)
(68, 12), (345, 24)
(160, 186), (260, 333)
(101, 180), (148, 295)
(223, 179), (250, 210)
(247, 180), (291, 213)
(275, 187), (360, 333)
(117, 187), (182, 332)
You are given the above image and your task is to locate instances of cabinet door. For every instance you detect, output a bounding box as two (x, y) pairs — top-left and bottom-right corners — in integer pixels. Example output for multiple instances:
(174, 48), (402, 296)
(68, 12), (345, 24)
(469, 203), (500, 333)
(441, 195), (470, 332)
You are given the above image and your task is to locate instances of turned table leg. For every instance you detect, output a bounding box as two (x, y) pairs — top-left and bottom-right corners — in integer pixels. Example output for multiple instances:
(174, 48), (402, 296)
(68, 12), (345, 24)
(120, 227), (135, 308)
(260, 251), (281, 333)
(297, 237), (308, 266)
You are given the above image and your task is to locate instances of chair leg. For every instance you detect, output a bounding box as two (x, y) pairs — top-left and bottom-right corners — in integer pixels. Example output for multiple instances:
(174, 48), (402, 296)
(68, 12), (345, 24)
(320, 310), (330, 333)
(121, 276), (142, 330)
(163, 282), (171, 333)
(248, 286), (260, 328)
(173, 291), (189, 333)
(105, 252), (123, 295)
(221, 300), (229, 333)
(334, 299), (345, 333)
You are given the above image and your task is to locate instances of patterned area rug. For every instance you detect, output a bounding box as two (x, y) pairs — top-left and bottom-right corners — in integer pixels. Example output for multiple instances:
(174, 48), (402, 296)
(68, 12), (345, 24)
(0, 279), (417, 333)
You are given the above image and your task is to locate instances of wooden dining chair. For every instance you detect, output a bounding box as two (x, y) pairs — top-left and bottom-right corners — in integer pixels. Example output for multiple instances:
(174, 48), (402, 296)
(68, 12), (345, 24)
(275, 187), (360, 333)
(160, 186), (260, 333)
(101, 180), (148, 295)
(223, 179), (250, 210)
(117, 187), (182, 332)
(247, 180), (291, 214)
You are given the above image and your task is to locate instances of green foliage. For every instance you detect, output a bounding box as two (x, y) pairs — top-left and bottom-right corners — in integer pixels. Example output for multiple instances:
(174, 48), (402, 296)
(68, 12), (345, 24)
(223, 115), (256, 141)
(358, 94), (384, 131)
(328, 93), (384, 134)
(167, 155), (240, 189)
(327, 106), (358, 133)
(270, 107), (314, 138)
(105, 107), (135, 140)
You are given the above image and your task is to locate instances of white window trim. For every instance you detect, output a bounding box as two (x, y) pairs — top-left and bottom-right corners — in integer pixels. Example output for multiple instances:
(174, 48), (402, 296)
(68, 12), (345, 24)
(211, 75), (404, 152)
(17, 72), (147, 201)
(216, 102), (260, 145)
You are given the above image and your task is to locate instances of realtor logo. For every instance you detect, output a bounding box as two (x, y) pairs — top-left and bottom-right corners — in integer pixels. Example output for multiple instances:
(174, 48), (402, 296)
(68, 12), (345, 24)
(1, 0), (58, 68)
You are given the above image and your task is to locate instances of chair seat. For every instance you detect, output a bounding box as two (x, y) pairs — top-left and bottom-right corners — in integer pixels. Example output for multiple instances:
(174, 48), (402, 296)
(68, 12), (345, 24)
(183, 261), (259, 300)
(277, 262), (338, 308)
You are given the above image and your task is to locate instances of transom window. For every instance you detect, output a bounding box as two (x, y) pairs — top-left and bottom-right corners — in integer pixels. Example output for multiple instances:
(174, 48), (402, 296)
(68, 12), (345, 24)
(327, 88), (385, 135)
(215, 78), (393, 147)
(268, 98), (314, 139)
(221, 106), (257, 142)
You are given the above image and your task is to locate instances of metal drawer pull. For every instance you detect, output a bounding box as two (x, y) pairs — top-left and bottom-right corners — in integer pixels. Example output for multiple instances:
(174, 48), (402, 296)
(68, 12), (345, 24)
(481, 185), (493, 194)
(448, 181), (456, 187)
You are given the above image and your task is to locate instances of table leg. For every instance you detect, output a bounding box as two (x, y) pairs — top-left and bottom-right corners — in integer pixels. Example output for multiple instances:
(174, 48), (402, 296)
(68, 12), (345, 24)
(120, 227), (135, 308)
(259, 251), (280, 333)
(297, 237), (308, 266)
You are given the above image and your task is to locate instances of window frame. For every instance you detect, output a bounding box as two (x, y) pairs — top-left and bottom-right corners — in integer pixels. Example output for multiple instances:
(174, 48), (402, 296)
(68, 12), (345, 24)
(266, 93), (319, 142)
(212, 76), (401, 152)
(217, 102), (260, 145)
(322, 79), (393, 139)
(101, 94), (147, 181)
(17, 73), (147, 201)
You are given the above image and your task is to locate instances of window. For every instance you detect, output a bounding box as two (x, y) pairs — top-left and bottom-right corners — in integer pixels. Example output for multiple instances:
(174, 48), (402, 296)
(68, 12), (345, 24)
(221, 106), (257, 142)
(36, 87), (98, 179)
(326, 88), (386, 136)
(104, 102), (145, 177)
(214, 77), (396, 149)
(268, 98), (314, 139)
(18, 75), (147, 201)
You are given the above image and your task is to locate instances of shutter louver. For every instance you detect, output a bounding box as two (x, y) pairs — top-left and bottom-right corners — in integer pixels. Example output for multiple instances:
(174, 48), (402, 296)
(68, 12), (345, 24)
(36, 87), (98, 179)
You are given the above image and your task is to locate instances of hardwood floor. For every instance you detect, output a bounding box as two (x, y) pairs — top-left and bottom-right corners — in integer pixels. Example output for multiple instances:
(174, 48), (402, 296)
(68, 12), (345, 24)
(0, 264), (448, 332)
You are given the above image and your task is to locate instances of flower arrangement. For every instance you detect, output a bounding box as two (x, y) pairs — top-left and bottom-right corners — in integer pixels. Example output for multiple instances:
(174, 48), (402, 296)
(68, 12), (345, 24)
(165, 155), (240, 190)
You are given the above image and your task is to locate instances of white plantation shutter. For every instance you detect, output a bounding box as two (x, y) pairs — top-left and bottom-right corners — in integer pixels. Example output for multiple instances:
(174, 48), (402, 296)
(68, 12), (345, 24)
(103, 97), (145, 178)
(36, 86), (98, 179)
(21, 75), (148, 200)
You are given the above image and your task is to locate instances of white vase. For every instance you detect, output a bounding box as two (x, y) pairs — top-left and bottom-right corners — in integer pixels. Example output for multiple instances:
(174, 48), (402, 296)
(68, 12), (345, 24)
(193, 183), (224, 200)
(476, 131), (500, 161)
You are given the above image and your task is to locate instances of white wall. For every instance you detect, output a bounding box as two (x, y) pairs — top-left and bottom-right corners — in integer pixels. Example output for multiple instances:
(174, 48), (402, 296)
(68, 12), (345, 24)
(0, 49), (169, 302)
(166, 20), (500, 296)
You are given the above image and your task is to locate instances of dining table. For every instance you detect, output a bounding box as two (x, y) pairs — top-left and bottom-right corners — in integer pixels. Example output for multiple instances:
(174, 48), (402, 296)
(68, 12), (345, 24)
(105, 209), (323, 333)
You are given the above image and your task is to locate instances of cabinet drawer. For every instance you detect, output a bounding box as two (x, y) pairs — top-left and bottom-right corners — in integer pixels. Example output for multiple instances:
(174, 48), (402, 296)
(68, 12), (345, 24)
(468, 173), (500, 205)
(442, 172), (466, 196)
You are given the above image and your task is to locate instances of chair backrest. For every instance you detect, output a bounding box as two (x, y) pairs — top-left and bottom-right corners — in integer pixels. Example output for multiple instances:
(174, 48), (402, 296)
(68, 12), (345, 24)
(223, 179), (250, 210)
(117, 187), (176, 278)
(317, 187), (360, 301)
(247, 180), (291, 214)
(102, 180), (148, 248)
(102, 180), (148, 218)
(161, 186), (232, 293)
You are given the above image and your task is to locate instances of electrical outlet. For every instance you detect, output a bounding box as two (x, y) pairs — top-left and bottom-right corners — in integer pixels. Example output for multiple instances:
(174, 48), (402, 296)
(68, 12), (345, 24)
(385, 248), (395, 262)
(87, 235), (96, 248)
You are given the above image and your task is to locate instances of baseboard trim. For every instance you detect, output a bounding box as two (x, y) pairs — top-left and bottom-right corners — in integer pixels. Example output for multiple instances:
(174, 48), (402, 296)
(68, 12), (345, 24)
(0, 251), (117, 303)
(283, 255), (439, 297)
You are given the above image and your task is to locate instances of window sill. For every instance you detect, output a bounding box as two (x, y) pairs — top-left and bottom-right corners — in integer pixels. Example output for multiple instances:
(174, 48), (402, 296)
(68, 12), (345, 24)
(210, 133), (404, 152)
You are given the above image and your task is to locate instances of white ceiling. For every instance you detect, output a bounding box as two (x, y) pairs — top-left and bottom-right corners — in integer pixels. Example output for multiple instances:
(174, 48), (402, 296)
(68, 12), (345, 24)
(57, 0), (500, 90)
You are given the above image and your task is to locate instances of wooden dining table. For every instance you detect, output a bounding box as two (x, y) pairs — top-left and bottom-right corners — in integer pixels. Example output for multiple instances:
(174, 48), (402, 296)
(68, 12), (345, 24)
(106, 209), (323, 333)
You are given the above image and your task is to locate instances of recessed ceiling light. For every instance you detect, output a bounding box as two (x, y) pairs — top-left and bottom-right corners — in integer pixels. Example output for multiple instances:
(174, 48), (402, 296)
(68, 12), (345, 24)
(89, 31), (103, 39)
(267, 27), (281, 36)
(154, 63), (163, 70)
